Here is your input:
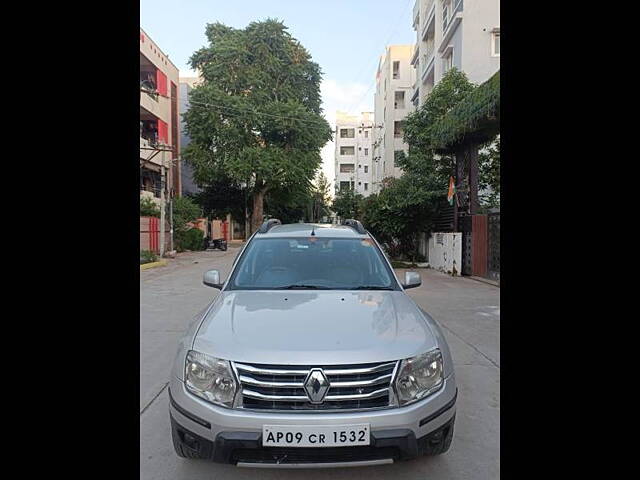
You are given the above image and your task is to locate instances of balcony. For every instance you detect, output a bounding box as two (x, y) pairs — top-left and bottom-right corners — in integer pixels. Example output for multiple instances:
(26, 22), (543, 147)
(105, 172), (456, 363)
(140, 136), (167, 167)
(439, 0), (464, 53)
(421, 47), (435, 83)
(411, 86), (420, 106)
(410, 44), (419, 66)
(421, 0), (436, 41)
(412, 0), (420, 30)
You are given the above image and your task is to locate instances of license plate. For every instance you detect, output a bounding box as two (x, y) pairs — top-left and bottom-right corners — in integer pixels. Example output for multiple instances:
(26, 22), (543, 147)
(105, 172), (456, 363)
(262, 424), (370, 448)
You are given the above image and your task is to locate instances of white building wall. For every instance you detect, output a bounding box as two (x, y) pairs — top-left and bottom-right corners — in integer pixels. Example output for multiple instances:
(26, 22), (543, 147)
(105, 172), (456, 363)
(334, 112), (374, 197)
(372, 45), (416, 193)
(412, 0), (500, 107)
(428, 232), (462, 275)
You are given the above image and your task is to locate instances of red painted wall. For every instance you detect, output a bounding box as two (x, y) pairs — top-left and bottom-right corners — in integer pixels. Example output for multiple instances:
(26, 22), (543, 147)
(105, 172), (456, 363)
(157, 120), (168, 144)
(156, 70), (167, 96)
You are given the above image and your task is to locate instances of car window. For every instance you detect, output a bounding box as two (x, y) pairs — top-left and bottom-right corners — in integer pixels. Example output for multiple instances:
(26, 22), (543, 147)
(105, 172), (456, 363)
(228, 237), (398, 290)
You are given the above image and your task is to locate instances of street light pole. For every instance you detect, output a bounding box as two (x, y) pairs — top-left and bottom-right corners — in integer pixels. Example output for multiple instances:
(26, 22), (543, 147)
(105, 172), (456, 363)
(159, 157), (166, 257)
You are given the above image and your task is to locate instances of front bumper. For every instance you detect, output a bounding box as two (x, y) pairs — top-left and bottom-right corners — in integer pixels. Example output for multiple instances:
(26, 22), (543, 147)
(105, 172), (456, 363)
(169, 373), (457, 466)
(171, 413), (455, 466)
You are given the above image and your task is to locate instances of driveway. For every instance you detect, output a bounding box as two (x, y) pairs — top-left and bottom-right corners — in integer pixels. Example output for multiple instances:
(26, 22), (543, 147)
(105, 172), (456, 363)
(140, 250), (499, 479)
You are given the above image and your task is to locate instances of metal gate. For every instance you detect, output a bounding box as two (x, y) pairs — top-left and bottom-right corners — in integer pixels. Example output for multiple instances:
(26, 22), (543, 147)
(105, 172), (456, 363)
(472, 215), (488, 277)
(459, 215), (473, 276)
(487, 212), (500, 282)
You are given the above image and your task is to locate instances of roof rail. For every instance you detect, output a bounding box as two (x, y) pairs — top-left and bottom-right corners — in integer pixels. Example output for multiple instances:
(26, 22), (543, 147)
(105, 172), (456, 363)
(258, 218), (282, 234)
(342, 219), (366, 234)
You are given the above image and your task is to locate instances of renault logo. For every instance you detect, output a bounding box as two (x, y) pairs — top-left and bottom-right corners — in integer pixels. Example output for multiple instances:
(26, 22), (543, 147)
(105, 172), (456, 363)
(304, 368), (330, 404)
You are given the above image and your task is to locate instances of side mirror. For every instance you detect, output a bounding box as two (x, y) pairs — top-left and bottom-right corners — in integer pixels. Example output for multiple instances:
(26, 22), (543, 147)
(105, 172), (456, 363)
(203, 270), (223, 289)
(402, 271), (422, 289)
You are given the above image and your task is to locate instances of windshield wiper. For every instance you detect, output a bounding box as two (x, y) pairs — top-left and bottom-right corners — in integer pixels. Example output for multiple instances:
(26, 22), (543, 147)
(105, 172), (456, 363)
(277, 284), (331, 290)
(350, 286), (394, 290)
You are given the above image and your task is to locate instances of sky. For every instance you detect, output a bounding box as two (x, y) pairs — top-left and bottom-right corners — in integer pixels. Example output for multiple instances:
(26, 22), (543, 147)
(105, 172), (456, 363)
(140, 0), (416, 191)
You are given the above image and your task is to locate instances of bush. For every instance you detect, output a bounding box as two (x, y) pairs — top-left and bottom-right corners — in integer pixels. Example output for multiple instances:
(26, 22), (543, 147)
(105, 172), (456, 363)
(140, 197), (160, 217)
(140, 250), (158, 264)
(175, 227), (204, 252)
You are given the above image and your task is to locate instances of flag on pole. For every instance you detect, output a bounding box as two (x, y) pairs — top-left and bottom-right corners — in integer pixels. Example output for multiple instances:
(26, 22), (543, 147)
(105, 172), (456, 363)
(447, 176), (456, 205)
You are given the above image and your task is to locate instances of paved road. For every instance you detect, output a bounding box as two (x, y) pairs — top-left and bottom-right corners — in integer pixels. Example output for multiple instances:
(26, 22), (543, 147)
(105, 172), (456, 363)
(140, 249), (500, 479)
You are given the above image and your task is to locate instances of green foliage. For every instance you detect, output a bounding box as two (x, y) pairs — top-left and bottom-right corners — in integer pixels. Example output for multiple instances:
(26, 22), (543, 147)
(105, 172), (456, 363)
(430, 71), (500, 153)
(140, 250), (158, 264)
(173, 196), (202, 234)
(192, 174), (246, 221)
(479, 136), (500, 209)
(332, 188), (364, 219)
(183, 19), (332, 231)
(264, 181), (312, 224)
(140, 197), (160, 217)
(175, 228), (204, 253)
(361, 171), (444, 260)
(309, 171), (332, 222)
(403, 68), (476, 181)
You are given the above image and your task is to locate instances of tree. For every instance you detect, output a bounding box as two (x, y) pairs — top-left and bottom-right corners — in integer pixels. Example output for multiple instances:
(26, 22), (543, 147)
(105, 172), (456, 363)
(309, 171), (331, 222)
(332, 188), (363, 219)
(264, 182), (312, 224)
(172, 196), (202, 233)
(192, 173), (246, 221)
(183, 19), (332, 233)
(479, 135), (500, 209)
(361, 168), (444, 260)
(403, 68), (476, 183)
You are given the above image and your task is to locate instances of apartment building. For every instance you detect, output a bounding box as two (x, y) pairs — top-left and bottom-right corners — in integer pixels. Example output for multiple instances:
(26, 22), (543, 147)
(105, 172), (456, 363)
(140, 28), (180, 204)
(372, 45), (416, 193)
(334, 111), (375, 197)
(179, 76), (201, 197)
(410, 0), (500, 107)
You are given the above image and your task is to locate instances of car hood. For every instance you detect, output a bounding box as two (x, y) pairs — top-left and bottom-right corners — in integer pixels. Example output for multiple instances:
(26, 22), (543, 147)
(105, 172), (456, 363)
(192, 290), (437, 365)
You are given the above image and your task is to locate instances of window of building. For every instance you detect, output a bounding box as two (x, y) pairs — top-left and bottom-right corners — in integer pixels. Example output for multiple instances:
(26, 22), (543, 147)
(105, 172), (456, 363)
(340, 163), (355, 173)
(364, 165), (369, 173)
(358, 164), (362, 168)
(339, 181), (351, 191)
(364, 130), (369, 138)
(340, 146), (355, 155)
(358, 182), (362, 186)
(443, 49), (454, 73)
(394, 91), (405, 109)
(340, 128), (355, 138)
(392, 61), (400, 79)
(492, 30), (500, 57)
(364, 183), (369, 191)
(394, 121), (405, 138)
(364, 148), (369, 156)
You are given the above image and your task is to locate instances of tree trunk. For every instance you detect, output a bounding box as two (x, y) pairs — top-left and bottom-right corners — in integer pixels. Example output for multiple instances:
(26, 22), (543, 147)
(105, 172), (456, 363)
(250, 187), (267, 234)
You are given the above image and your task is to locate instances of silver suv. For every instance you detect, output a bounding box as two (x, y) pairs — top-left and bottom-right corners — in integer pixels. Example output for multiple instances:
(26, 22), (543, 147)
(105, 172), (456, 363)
(169, 220), (457, 468)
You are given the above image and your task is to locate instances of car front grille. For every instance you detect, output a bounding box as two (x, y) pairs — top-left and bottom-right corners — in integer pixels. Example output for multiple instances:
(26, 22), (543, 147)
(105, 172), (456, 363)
(233, 361), (398, 411)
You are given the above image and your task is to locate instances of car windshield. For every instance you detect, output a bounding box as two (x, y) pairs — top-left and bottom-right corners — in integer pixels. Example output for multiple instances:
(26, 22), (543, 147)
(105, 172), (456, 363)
(228, 237), (399, 290)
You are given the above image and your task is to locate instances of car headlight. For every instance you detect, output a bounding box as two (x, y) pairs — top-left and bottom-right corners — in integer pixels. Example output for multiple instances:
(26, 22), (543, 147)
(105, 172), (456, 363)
(185, 350), (237, 407)
(395, 349), (444, 406)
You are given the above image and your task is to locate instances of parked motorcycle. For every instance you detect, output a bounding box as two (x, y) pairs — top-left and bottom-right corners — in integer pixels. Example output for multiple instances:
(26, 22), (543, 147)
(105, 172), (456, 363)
(204, 236), (228, 251)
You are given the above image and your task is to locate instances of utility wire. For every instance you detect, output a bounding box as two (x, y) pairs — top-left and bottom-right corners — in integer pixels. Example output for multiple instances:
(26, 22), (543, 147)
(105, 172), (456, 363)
(344, 0), (414, 114)
(187, 99), (331, 127)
